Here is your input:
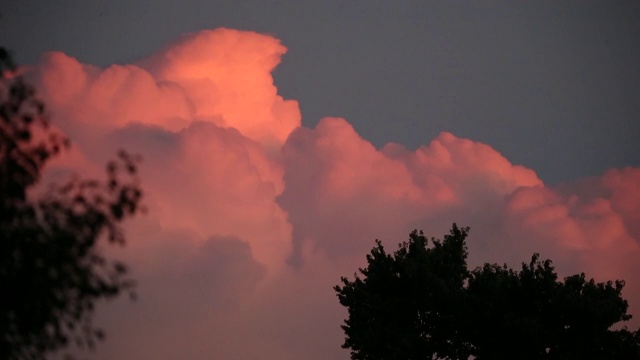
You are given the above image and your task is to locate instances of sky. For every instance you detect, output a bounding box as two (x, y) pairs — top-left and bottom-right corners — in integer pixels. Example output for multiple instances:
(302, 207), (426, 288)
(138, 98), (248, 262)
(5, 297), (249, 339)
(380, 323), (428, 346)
(1, 1), (640, 359)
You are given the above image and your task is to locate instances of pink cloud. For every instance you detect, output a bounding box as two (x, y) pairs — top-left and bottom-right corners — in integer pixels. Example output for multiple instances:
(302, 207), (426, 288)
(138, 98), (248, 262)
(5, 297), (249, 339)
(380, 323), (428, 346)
(23, 28), (639, 359)
(603, 167), (640, 241)
(141, 28), (301, 148)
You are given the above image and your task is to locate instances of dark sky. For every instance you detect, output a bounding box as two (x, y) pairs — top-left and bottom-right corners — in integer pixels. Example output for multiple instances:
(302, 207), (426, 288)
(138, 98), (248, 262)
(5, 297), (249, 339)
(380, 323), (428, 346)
(2, 0), (639, 184)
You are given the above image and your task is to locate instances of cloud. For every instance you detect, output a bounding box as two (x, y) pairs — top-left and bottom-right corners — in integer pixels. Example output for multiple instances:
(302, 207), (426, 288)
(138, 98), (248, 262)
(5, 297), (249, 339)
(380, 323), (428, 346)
(104, 121), (293, 271)
(87, 230), (268, 360)
(140, 28), (301, 148)
(278, 117), (543, 264)
(27, 28), (640, 359)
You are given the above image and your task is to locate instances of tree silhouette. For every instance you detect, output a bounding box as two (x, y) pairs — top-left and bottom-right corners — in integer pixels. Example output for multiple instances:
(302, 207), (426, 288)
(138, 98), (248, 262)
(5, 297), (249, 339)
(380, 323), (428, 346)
(0, 47), (143, 359)
(335, 224), (640, 359)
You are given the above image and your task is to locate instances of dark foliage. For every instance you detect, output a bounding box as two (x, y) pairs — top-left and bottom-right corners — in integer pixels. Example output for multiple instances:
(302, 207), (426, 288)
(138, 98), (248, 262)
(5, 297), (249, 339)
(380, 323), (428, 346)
(0, 48), (143, 360)
(335, 224), (640, 359)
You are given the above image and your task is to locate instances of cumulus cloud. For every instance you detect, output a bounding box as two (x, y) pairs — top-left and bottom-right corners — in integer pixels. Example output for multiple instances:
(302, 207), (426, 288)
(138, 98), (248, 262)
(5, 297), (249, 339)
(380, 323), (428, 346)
(140, 28), (301, 148)
(26, 28), (640, 359)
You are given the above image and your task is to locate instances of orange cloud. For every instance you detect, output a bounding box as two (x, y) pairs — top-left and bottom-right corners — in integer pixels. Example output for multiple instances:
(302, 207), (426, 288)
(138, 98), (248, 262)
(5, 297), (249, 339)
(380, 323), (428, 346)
(141, 28), (301, 148)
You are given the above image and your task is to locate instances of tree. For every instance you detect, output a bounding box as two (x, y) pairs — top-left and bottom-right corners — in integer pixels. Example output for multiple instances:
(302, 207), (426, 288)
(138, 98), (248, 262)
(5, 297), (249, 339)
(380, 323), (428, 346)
(0, 48), (143, 359)
(335, 224), (640, 359)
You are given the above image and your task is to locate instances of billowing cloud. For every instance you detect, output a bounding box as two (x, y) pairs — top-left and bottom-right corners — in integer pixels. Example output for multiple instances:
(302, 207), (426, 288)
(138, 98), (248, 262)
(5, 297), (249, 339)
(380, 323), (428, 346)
(25, 28), (639, 359)
(140, 28), (300, 148)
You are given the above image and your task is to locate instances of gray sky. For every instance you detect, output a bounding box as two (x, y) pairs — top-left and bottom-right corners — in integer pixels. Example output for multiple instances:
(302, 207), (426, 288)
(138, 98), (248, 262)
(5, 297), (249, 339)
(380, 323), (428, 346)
(1, 0), (639, 184)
